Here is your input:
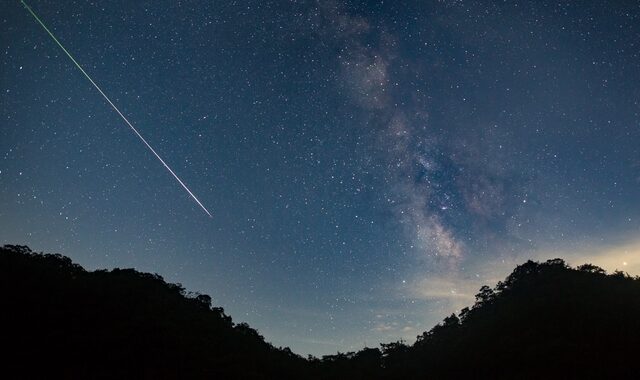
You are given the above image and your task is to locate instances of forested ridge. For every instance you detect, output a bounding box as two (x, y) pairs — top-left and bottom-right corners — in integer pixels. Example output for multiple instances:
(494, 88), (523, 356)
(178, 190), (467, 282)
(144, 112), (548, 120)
(2, 244), (639, 379)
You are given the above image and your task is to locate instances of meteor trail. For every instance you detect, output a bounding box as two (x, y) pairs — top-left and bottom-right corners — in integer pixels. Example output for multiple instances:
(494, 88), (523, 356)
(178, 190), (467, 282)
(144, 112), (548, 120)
(20, 0), (213, 218)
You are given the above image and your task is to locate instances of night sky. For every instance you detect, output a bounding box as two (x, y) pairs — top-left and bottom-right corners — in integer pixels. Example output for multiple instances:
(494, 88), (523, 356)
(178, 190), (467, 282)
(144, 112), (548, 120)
(2, 0), (639, 356)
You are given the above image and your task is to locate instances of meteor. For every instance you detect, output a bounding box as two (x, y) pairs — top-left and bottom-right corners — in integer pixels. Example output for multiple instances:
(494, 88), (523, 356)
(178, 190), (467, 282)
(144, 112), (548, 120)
(20, 0), (213, 218)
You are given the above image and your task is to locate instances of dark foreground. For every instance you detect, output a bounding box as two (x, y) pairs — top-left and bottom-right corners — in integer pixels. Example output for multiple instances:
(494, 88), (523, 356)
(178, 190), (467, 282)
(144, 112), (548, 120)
(1, 244), (639, 379)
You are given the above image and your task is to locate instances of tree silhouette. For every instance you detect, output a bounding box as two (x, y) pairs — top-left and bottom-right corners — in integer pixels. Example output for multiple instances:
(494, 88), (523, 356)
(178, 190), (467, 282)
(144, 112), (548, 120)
(2, 245), (640, 379)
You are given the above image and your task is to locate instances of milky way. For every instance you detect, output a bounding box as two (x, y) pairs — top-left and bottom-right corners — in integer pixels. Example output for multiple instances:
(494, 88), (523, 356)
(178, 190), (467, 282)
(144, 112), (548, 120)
(2, 0), (639, 356)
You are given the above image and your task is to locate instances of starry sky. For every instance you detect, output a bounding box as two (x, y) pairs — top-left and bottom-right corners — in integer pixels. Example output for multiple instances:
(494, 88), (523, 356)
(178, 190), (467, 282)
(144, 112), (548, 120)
(2, 0), (640, 356)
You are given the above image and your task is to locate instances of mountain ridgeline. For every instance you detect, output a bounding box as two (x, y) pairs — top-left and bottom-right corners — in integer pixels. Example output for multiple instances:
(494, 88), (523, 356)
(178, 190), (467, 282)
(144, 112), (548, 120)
(1, 244), (639, 379)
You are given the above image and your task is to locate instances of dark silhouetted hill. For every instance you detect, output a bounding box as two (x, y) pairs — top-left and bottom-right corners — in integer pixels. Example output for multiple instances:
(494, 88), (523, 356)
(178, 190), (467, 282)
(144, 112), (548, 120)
(370, 258), (640, 379)
(0, 245), (306, 379)
(2, 245), (640, 379)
